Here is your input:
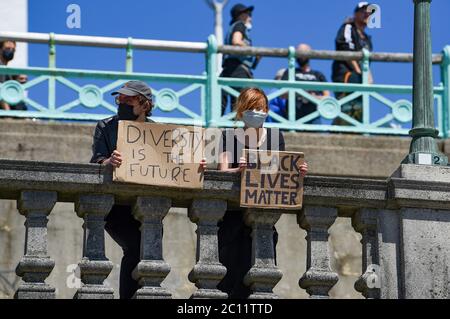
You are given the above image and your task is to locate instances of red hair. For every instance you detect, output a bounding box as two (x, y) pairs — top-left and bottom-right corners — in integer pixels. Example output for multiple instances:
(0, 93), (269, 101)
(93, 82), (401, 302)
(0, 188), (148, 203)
(235, 87), (269, 120)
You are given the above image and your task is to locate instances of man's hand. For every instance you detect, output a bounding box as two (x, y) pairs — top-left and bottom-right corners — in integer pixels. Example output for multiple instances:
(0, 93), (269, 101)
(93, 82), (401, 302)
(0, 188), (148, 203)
(104, 150), (123, 168)
(199, 158), (207, 172)
(298, 162), (308, 178)
(368, 71), (374, 85)
(0, 101), (11, 110)
(238, 156), (247, 172)
(311, 92), (330, 100)
(351, 60), (362, 75)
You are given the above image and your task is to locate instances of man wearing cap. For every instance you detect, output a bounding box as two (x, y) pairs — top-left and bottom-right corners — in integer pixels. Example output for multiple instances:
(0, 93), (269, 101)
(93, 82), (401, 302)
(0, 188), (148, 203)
(332, 2), (374, 125)
(220, 3), (260, 115)
(90, 80), (154, 299)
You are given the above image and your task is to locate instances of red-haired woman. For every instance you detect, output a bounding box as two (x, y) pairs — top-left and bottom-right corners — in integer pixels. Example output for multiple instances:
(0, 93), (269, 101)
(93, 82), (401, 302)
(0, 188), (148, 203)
(214, 87), (308, 298)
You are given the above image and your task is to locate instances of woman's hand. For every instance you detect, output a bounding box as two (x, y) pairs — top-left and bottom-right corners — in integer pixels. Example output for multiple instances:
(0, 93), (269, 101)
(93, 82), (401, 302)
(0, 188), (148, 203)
(104, 150), (123, 168)
(199, 158), (207, 172)
(298, 162), (308, 177)
(238, 156), (247, 172)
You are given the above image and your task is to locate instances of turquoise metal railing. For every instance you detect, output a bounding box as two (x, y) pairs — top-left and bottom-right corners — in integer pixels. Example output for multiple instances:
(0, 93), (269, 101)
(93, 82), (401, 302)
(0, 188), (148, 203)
(0, 31), (449, 136)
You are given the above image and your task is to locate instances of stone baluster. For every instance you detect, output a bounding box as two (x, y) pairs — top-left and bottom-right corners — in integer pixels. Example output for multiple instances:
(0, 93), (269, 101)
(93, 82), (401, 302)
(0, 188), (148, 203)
(15, 191), (57, 299)
(352, 209), (381, 299)
(74, 194), (115, 299)
(132, 196), (172, 299)
(188, 199), (228, 299)
(298, 206), (339, 298)
(243, 209), (283, 299)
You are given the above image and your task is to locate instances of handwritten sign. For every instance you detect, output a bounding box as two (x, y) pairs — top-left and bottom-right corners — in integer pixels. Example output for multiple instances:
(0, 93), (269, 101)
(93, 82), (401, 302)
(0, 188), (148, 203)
(114, 121), (204, 189)
(240, 149), (304, 209)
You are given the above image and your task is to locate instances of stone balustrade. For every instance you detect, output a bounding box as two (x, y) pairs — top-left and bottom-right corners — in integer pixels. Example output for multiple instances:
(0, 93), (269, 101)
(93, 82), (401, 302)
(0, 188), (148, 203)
(2, 159), (450, 299)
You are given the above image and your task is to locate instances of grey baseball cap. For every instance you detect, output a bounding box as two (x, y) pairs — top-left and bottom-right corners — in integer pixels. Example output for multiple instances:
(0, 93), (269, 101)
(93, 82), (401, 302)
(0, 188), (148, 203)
(111, 80), (153, 102)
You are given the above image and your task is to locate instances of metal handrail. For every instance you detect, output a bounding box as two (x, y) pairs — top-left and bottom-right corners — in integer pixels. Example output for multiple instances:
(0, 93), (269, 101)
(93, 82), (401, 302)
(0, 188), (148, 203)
(0, 31), (443, 63)
(0, 31), (207, 53)
(219, 45), (443, 63)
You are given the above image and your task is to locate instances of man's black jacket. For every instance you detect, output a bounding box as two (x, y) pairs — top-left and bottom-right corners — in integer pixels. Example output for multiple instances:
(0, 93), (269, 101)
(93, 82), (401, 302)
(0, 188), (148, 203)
(90, 115), (154, 164)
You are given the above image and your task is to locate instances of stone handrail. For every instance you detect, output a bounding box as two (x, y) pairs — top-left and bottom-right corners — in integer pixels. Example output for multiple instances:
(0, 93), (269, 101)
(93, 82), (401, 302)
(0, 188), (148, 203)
(2, 159), (450, 298)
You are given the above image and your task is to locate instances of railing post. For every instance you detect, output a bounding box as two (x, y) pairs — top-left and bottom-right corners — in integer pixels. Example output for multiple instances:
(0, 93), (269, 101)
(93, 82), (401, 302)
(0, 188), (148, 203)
(74, 194), (115, 299)
(352, 209), (381, 299)
(441, 46), (450, 138)
(288, 46), (296, 125)
(15, 191), (57, 299)
(48, 33), (56, 111)
(206, 35), (219, 128)
(126, 37), (133, 73)
(48, 32), (56, 69)
(298, 206), (339, 298)
(362, 48), (371, 126)
(132, 196), (172, 299)
(243, 209), (283, 299)
(188, 199), (228, 299)
(404, 0), (448, 165)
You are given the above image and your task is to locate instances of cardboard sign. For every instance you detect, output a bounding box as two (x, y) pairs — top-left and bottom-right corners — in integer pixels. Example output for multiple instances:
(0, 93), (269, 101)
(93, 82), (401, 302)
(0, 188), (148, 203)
(114, 121), (204, 189)
(240, 149), (304, 209)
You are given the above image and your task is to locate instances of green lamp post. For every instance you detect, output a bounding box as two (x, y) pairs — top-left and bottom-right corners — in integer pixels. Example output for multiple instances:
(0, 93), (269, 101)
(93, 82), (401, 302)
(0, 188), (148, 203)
(404, 0), (448, 166)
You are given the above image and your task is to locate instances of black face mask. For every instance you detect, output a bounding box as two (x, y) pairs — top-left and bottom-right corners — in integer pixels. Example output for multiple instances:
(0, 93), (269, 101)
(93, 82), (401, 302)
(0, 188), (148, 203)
(297, 58), (310, 67)
(117, 103), (139, 121)
(2, 49), (15, 62)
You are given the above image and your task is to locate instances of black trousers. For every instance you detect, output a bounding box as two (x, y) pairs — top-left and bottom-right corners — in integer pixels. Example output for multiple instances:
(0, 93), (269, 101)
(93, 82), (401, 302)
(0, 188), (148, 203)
(332, 70), (363, 125)
(217, 210), (278, 299)
(220, 61), (253, 115)
(104, 205), (141, 299)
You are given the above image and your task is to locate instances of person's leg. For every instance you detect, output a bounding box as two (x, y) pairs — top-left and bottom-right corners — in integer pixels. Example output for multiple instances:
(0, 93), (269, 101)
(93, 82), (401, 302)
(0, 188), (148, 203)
(220, 68), (230, 115)
(229, 223), (277, 299)
(296, 100), (322, 124)
(221, 91), (229, 115)
(217, 211), (237, 296)
(229, 65), (253, 113)
(217, 210), (252, 299)
(104, 205), (141, 299)
(119, 248), (140, 299)
(218, 213), (280, 299)
(232, 221), (252, 299)
(333, 71), (363, 126)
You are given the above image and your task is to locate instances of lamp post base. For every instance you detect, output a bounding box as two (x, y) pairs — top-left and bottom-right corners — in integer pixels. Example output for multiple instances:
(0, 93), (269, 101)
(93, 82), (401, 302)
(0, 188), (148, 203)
(402, 152), (448, 166)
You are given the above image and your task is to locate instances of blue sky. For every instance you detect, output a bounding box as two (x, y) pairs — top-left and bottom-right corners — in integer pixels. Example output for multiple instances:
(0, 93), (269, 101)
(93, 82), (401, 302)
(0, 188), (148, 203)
(27, 0), (450, 122)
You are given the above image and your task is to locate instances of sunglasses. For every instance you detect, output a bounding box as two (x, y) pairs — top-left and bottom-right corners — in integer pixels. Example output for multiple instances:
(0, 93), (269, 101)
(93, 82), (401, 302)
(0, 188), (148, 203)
(115, 94), (154, 106)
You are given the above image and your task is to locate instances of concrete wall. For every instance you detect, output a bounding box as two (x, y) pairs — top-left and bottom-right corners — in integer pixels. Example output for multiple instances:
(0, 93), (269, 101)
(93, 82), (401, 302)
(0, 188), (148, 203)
(0, 119), (422, 177)
(1, 118), (430, 299)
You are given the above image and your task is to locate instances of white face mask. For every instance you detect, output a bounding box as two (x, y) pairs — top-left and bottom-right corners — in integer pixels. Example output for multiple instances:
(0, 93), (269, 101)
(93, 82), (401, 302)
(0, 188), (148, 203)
(242, 110), (268, 128)
(245, 22), (252, 31)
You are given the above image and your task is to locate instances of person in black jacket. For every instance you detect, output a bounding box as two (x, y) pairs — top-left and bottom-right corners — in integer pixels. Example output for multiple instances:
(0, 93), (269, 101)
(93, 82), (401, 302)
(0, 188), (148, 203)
(90, 80), (154, 299)
(279, 44), (330, 124)
(0, 40), (17, 111)
(332, 2), (374, 125)
(220, 3), (261, 115)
